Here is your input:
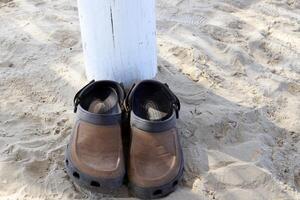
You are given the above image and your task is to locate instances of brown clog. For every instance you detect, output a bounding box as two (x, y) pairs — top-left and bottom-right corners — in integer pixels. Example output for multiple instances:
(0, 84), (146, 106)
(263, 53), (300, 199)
(125, 80), (183, 199)
(65, 80), (126, 190)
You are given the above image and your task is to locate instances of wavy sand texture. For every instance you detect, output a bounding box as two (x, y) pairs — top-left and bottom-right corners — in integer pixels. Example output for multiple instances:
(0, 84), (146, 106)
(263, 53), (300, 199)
(0, 0), (299, 199)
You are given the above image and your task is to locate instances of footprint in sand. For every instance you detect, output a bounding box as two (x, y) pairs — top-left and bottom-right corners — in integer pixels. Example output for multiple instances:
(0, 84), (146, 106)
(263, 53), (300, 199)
(214, 4), (238, 13)
(50, 30), (79, 48)
(0, 0), (16, 8)
(201, 24), (243, 43)
(183, 144), (209, 183)
(0, 0), (12, 3)
(23, 159), (49, 180)
(223, 0), (260, 9)
(227, 20), (246, 30)
(276, 82), (300, 95)
(0, 61), (13, 68)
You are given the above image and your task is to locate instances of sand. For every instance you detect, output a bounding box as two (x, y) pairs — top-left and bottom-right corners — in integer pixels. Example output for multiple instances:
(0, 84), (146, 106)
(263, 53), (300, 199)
(0, 0), (299, 199)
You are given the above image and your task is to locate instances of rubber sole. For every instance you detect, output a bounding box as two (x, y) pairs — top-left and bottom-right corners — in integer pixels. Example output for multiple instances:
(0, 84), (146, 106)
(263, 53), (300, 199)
(65, 145), (124, 192)
(129, 151), (184, 199)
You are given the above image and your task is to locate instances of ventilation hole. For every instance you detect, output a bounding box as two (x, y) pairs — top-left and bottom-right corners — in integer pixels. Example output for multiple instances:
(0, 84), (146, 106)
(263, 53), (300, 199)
(153, 189), (162, 196)
(73, 172), (80, 179)
(172, 180), (178, 187)
(65, 159), (69, 166)
(90, 181), (100, 187)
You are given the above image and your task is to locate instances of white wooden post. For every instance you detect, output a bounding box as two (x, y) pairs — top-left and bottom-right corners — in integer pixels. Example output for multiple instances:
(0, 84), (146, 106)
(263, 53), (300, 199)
(77, 0), (157, 87)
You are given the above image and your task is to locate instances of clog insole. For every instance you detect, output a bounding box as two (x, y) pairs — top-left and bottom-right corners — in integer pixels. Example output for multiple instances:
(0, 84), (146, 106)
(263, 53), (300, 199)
(88, 87), (119, 114)
(137, 92), (170, 121)
(141, 100), (168, 121)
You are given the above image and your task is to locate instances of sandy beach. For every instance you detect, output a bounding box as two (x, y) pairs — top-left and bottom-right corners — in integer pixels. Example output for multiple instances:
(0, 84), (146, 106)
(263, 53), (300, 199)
(0, 0), (299, 199)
